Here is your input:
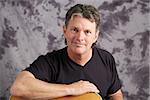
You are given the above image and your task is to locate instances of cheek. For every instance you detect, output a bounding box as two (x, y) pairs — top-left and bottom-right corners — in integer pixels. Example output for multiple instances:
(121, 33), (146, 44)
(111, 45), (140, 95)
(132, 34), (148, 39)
(65, 33), (74, 42)
(87, 37), (96, 43)
(86, 38), (96, 46)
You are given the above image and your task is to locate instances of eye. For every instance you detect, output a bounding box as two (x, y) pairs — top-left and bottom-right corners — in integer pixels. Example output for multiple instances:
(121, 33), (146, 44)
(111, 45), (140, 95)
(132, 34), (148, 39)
(85, 30), (92, 35)
(71, 27), (79, 33)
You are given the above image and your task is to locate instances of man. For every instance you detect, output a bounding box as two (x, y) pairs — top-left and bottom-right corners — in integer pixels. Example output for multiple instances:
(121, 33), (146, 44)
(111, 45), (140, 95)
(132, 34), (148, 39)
(10, 4), (123, 100)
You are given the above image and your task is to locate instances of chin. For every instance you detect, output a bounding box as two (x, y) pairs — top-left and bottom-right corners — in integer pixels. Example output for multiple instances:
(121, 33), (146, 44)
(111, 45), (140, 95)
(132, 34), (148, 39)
(72, 47), (86, 55)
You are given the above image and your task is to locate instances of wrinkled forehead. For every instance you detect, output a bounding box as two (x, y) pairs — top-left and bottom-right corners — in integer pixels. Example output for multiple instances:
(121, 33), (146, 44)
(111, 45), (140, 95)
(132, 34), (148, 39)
(66, 13), (98, 33)
(68, 14), (97, 33)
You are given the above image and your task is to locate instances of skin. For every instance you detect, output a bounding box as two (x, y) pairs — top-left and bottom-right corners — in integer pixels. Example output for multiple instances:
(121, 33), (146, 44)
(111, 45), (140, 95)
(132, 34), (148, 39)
(63, 15), (99, 66)
(10, 15), (123, 100)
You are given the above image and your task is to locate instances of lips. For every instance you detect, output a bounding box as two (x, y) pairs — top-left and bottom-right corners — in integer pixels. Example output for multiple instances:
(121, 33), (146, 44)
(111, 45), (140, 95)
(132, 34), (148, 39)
(72, 42), (85, 47)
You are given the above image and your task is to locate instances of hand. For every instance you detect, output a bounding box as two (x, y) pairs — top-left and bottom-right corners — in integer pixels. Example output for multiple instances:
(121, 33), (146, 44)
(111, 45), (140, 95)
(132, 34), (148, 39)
(67, 80), (99, 96)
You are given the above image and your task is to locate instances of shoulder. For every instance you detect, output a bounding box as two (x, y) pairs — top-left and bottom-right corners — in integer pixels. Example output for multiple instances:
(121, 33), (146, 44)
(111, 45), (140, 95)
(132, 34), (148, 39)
(93, 46), (115, 68)
(45, 47), (67, 59)
(38, 47), (67, 66)
(94, 47), (114, 59)
(33, 47), (66, 64)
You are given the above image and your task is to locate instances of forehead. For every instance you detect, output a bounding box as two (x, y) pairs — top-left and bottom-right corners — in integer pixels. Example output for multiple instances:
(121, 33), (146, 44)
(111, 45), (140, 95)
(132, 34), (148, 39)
(67, 15), (96, 31)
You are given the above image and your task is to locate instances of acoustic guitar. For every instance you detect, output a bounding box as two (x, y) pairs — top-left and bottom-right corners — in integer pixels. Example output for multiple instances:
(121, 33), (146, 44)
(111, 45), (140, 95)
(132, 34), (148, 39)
(10, 92), (102, 100)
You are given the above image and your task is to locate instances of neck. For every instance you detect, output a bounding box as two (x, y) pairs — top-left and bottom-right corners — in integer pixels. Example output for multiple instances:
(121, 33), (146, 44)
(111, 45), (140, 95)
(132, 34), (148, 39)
(67, 48), (93, 66)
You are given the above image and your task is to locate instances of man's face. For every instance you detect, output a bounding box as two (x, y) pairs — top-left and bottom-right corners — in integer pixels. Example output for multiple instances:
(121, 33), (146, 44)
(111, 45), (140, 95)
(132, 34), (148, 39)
(63, 15), (98, 55)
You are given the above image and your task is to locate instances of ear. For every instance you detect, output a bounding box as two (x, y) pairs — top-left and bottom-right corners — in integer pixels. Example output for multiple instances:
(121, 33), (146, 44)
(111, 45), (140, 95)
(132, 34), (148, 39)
(63, 25), (67, 37)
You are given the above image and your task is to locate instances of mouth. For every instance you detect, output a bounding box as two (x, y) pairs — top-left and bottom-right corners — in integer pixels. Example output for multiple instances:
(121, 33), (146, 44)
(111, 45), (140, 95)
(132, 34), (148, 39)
(72, 42), (85, 47)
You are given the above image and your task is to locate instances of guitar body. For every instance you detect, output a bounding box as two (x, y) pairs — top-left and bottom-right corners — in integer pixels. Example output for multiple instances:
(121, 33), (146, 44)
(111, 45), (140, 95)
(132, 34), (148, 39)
(10, 92), (101, 100)
(53, 92), (101, 100)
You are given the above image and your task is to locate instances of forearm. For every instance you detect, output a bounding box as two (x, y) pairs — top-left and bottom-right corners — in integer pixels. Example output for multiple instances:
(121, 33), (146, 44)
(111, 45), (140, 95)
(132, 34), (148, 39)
(22, 78), (70, 99)
(109, 95), (123, 100)
(10, 71), (99, 99)
(10, 71), (70, 99)
(109, 89), (123, 100)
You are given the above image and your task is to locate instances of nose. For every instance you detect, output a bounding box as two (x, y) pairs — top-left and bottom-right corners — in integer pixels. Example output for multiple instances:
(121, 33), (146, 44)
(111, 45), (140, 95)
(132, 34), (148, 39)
(76, 31), (85, 41)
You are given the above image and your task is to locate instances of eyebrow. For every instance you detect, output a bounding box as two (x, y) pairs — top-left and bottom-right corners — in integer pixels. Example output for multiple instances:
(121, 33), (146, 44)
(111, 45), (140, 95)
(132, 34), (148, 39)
(70, 26), (93, 32)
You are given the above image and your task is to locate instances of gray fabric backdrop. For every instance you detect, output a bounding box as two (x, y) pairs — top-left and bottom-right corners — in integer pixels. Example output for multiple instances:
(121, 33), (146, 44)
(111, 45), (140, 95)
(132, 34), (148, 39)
(0, 0), (149, 100)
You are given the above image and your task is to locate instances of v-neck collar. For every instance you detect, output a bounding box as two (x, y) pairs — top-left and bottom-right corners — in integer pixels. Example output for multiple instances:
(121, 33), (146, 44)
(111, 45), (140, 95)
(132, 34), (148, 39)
(65, 47), (95, 68)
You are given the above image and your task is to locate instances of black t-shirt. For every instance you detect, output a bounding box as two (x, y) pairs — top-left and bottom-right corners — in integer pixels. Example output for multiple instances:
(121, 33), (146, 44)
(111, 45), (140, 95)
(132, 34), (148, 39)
(25, 47), (121, 99)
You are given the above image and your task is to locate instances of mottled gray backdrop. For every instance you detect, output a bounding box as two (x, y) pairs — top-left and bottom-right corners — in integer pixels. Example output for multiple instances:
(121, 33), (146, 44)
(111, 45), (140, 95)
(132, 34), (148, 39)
(0, 0), (149, 100)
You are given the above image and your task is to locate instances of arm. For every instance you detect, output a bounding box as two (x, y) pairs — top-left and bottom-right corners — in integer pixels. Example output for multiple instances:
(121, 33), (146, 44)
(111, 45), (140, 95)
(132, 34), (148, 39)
(109, 89), (123, 100)
(10, 71), (99, 100)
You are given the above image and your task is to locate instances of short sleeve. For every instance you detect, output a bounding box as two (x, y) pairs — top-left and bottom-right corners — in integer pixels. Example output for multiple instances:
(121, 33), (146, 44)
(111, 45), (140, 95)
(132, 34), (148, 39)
(25, 55), (54, 82)
(107, 55), (122, 94)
